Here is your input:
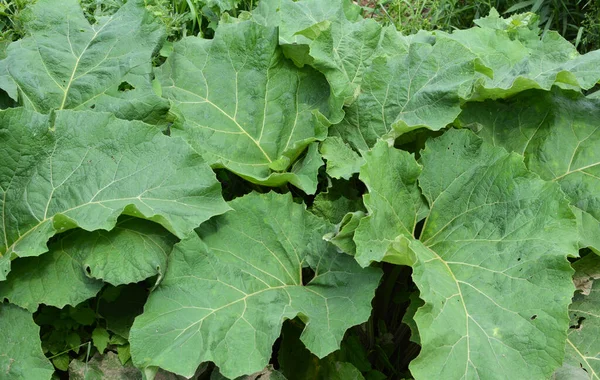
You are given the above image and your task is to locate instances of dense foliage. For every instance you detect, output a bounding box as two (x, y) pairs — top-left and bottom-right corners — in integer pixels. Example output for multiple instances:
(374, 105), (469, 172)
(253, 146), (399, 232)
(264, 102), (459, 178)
(1, 0), (600, 379)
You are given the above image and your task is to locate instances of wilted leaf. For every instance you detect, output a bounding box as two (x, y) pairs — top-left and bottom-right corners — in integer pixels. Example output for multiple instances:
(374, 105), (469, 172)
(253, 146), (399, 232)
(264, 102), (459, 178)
(69, 352), (142, 380)
(563, 256), (600, 379)
(253, 0), (380, 108)
(573, 254), (600, 296)
(443, 9), (600, 99)
(253, 0), (352, 69)
(331, 33), (477, 150)
(306, 17), (384, 107)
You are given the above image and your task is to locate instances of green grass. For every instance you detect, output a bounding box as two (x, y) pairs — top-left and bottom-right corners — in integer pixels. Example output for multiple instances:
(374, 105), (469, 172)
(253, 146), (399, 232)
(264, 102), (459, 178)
(142, 0), (258, 39)
(360, 0), (599, 52)
(0, 0), (34, 43)
(1, 0), (596, 52)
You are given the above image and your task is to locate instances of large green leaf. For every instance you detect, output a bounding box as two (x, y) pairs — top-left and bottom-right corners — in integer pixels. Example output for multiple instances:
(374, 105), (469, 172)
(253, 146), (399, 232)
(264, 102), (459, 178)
(319, 137), (365, 180)
(157, 20), (333, 193)
(0, 108), (229, 280)
(353, 140), (427, 267)
(442, 10), (600, 100)
(252, 0), (376, 121)
(563, 255), (600, 379)
(460, 89), (600, 252)
(253, 0), (381, 106)
(330, 33), (478, 151)
(0, 303), (54, 379)
(0, 217), (176, 311)
(82, 217), (177, 285)
(0, 0), (169, 123)
(129, 192), (382, 379)
(355, 130), (578, 378)
(306, 17), (384, 107)
(253, 0), (480, 148)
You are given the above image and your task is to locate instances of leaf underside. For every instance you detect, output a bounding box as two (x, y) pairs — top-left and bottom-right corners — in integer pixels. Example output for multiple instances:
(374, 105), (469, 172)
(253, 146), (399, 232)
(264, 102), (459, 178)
(0, 217), (177, 311)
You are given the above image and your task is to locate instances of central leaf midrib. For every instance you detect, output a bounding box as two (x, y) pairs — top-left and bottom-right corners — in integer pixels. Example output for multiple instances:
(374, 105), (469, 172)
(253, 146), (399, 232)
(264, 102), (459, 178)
(59, 15), (116, 110)
(170, 86), (273, 163)
(162, 284), (292, 341)
(1, 191), (8, 251)
(3, 195), (176, 257)
(567, 338), (599, 379)
(420, 243), (474, 377)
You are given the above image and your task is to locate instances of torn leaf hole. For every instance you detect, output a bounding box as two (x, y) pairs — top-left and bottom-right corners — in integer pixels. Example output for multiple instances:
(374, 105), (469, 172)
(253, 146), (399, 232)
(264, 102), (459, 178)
(414, 219), (425, 239)
(118, 81), (135, 92)
(570, 316), (586, 329)
(301, 267), (315, 285)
